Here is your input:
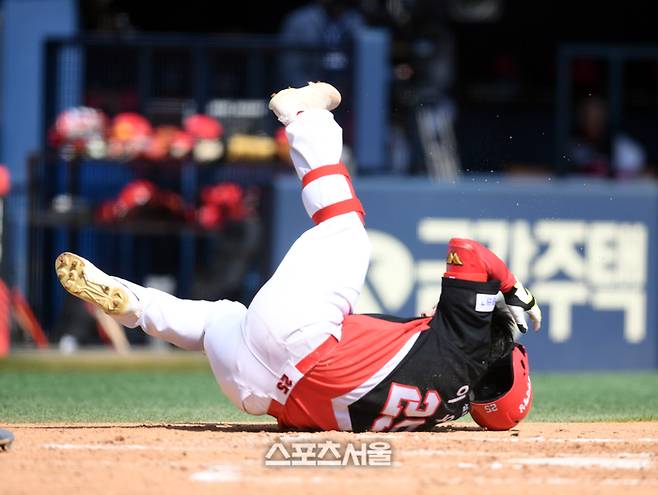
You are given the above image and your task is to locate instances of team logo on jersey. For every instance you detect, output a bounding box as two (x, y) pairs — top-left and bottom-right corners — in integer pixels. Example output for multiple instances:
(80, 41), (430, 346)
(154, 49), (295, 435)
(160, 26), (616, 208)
(446, 251), (463, 266)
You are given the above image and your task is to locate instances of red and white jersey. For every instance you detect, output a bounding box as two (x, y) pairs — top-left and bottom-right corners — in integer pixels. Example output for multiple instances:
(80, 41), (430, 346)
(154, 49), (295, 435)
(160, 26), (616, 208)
(268, 314), (430, 430)
(267, 277), (504, 432)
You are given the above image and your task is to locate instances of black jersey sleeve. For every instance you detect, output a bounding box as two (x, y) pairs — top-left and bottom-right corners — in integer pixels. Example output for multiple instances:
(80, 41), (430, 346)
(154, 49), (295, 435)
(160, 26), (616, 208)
(348, 278), (503, 432)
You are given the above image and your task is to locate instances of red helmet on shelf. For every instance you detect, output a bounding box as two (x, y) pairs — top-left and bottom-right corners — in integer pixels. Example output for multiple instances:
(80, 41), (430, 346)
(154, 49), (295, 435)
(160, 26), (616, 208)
(201, 182), (242, 206)
(115, 180), (157, 215)
(54, 106), (107, 141)
(183, 114), (223, 140)
(143, 125), (179, 161)
(108, 112), (152, 160)
(197, 203), (225, 229)
(196, 182), (250, 229)
(201, 183), (246, 220)
(469, 344), (532, 431)
(110, 112), (152, 142)
(170, 130), (194, 159)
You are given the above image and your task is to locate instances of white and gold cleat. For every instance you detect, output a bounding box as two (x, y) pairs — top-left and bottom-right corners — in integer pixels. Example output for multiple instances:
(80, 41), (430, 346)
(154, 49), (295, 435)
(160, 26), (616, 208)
(268, 81), (342, 125)
(55, 252), (140, 318)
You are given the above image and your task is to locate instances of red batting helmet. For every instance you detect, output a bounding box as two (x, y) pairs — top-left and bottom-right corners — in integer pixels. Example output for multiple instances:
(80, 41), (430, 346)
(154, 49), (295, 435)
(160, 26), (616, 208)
(183, 114), (223, 140)
(469, 344), (532, 431)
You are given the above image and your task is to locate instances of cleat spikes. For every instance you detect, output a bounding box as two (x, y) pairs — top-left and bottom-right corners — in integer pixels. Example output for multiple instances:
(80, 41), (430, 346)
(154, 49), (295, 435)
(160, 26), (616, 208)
(55, 252), (133, 316)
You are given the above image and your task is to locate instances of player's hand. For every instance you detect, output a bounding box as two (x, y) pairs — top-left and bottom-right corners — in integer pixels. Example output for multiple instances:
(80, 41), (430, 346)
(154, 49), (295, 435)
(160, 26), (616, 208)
(503, 281), (541, 333)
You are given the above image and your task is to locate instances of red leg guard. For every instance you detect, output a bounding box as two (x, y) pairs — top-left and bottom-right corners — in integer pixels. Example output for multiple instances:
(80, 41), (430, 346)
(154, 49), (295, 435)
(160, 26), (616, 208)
(444, 238), (516, 292)
(301, 162), (365, 224)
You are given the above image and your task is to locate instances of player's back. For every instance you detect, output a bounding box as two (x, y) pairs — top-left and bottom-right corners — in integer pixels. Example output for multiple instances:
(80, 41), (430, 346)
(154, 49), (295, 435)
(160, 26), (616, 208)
(270, 312), (479, 431)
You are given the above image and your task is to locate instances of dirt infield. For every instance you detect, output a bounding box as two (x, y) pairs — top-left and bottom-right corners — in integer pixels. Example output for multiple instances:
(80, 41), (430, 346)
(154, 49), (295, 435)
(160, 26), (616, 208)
(2, 422), (657, 495)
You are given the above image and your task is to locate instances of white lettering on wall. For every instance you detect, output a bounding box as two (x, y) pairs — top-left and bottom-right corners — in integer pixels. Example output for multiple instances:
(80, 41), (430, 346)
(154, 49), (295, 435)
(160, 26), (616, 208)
(357, 219), (649, 344)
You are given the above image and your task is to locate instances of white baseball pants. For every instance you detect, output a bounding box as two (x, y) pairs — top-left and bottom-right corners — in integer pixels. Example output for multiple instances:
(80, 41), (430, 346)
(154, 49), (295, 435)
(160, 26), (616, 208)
(121, 110), (371, 415)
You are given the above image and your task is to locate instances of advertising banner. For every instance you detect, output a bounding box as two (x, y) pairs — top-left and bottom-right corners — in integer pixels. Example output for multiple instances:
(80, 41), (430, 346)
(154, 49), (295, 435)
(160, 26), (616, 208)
(271, 177), (658, 371)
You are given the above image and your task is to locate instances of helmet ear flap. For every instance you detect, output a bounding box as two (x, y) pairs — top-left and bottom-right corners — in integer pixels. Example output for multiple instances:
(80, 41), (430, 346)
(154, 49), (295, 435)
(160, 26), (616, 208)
(469, 344), (532, 431)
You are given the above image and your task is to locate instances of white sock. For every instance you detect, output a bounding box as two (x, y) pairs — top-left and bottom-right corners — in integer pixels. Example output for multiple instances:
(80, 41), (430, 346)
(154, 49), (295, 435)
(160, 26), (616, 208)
(285, 110), (354, 220)
(109, 277), (143, 328)
(111, 277), (221, 351)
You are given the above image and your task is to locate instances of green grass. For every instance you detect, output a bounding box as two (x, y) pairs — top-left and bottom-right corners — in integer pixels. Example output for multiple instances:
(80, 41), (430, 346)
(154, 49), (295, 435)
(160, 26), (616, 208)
(0, 352), (254, 423)
(1, 352), (657, 423)
(528, 372), (658, 422)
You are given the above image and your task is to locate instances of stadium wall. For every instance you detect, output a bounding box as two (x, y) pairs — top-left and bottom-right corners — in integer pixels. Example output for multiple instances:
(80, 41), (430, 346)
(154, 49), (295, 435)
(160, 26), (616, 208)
(271, 176), (658, 371)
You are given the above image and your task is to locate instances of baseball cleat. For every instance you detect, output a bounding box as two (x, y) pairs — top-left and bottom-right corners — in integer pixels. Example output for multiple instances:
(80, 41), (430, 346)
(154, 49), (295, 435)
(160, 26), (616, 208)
(55, 252), (139, 317)
(269, 81), (341, 125)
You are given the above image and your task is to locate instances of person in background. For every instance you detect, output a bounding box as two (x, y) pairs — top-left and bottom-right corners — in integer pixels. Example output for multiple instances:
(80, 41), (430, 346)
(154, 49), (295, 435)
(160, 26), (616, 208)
(278, 0), (366, 88)
(277, 0), (366, 167)
(364, 0), (461, 179)
(568, 95), (649, 179)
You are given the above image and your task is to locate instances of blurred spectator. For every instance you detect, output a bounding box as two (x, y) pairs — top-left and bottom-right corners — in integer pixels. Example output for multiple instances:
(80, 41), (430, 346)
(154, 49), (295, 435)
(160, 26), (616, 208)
(277, 0), (366, 88)
(81, 0), (136, 34)
(568, 95), (648, 179)
(277, 0), (365, 164)
(365, 0), (461, 179)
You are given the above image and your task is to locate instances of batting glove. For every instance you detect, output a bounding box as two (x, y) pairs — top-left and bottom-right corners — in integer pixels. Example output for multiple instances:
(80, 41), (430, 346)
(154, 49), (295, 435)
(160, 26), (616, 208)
(503, 281), (542, 333)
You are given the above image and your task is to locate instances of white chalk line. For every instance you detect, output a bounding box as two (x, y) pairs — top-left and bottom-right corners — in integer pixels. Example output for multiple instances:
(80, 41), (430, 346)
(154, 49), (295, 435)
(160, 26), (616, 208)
(44, 443), (154, 451)
(497, 476), (658, 487)
(276, 434), (658, 445)
(188, 455), (657, 485)
(403, 449), (656, 463)
(44, 441), (658, 458)
(518, 477), (658, 487)
(42, 443), (269, 453)
(190, 465), (242, 483)
(43, 436), (658, 454)
(510, 454), (653, 470)
(189, 464), (328, 484)
(399, 452), (655, 472)
(406, 476), (658, 487)
(424, 435), (658, 444)
(43, 442), (657, 485)
(188, 467), (658, 487)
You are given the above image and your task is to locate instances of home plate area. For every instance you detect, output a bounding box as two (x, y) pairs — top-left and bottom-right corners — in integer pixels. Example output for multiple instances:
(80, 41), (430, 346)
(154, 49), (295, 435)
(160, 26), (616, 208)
(4, 422), (657, 495)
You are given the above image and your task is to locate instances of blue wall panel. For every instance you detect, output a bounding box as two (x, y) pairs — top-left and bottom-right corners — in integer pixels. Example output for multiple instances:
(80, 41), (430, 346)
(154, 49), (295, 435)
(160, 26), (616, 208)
(1, 0), (78, 291)
(271, 176), (658, 371)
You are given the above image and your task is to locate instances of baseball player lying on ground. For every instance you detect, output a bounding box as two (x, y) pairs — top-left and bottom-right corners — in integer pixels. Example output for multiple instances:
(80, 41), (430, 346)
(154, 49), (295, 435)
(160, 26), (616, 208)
(56, 82), (542, 432)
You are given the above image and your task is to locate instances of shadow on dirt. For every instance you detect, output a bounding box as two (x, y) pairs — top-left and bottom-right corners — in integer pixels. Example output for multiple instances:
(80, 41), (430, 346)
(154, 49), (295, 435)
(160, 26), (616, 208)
(14, 422), (281, 432)
(164, 423), (281, 433)
(431, 424), (488, 433)
(16, 423), (495, 434)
